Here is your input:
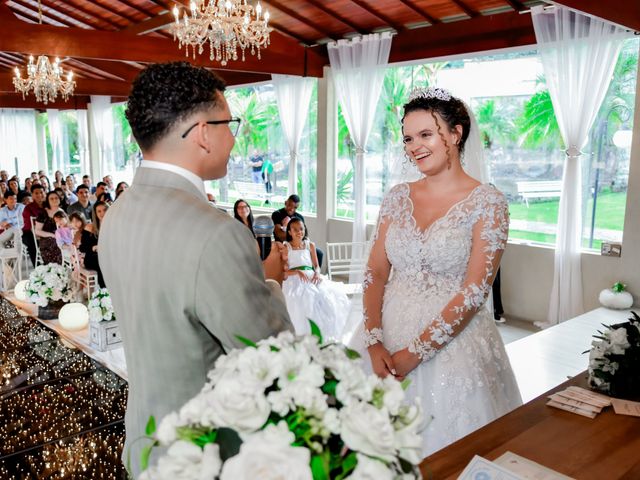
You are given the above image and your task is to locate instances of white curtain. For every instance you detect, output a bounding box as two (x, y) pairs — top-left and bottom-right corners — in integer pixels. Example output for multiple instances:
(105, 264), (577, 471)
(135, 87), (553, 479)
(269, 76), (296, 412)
(89, 95), (115, 176)
(531, 6), (628, 328)
(328, 32), (392, 247)
(76, 109), (90, 176)
(0, 109), (39, 177)
(46, 109), (65, 174)
(272, 74), (315, 201)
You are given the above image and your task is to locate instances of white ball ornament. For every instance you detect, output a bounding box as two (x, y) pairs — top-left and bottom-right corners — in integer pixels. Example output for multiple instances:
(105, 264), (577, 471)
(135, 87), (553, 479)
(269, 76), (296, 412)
(58, 303), (89, 331)
(14, 280), (29, 301)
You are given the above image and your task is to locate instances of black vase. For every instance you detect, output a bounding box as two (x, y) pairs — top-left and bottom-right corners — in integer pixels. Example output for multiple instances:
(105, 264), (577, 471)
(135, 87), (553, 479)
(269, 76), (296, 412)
(38, 300), (67, 320)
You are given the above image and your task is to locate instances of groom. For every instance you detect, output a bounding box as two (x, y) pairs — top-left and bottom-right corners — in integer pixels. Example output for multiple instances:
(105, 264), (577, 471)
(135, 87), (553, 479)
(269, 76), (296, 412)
(99, 62), (292, 476)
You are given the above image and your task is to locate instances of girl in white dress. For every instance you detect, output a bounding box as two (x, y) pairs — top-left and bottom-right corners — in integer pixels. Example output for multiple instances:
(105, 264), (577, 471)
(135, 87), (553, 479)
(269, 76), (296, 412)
(350, 87), (522, 456)
(283, 218), (349, 340)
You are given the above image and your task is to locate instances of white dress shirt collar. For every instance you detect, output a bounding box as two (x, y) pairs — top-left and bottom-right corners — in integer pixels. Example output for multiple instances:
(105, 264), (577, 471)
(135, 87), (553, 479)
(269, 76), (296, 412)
(140, 160), (207, 200)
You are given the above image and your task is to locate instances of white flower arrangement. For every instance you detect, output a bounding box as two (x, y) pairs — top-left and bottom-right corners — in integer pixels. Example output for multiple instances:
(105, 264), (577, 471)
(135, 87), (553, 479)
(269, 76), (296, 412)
(88, 288), (115, 323)
(587, 311), (640, 398)
(140, 324), (424, 480)
(26, 263), (73, 307)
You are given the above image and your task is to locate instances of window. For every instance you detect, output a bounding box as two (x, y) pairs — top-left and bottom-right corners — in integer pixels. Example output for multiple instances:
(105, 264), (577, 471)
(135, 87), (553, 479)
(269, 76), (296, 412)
(334, 40), (638, 250)
(110, 103), (140, 185)
(210, 82), (318, 214)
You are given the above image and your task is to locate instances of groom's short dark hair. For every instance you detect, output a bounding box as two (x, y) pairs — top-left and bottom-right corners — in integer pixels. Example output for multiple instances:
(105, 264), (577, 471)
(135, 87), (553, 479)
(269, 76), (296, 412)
(126, 62), (227, 152)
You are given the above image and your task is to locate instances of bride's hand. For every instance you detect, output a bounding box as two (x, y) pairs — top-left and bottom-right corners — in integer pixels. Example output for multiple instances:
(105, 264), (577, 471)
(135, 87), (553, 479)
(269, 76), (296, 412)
(368, 343), (396, 378)
(391, 348), (421, 378)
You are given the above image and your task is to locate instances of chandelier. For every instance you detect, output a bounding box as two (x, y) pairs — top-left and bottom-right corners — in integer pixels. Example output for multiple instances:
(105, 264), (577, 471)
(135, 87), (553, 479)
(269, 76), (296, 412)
(172, 0), (272, 66)
(12, 0), (75, 104)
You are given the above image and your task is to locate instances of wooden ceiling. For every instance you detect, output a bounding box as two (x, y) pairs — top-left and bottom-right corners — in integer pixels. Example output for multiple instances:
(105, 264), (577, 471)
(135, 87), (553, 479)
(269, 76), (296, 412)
(0, 0), (638, 109)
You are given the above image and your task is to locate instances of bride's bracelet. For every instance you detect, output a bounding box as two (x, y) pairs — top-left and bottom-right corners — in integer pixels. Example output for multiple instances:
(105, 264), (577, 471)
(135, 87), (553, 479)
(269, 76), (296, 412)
(407, 336), (437, 362)
(363, 327), (384, 347)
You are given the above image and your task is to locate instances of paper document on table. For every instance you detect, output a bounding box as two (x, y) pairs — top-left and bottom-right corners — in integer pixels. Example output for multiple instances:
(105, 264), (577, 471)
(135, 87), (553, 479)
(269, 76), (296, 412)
(494, 452), (575, 480)
(457, 455), (524, 480)
(611, 398), (640, 417)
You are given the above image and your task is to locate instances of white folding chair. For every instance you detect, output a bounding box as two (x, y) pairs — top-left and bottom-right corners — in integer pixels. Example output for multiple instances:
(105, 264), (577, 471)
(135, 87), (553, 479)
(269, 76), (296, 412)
(68, 245), (98, 300)
(0, 232), (22, 291)
(21, 244), (31, 277)
(30, 216), (44, 267)
(326, 242), (368, 296)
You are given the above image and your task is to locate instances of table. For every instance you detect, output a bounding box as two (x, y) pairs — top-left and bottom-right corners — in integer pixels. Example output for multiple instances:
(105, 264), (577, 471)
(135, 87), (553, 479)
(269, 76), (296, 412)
(420, 373), (640, 480)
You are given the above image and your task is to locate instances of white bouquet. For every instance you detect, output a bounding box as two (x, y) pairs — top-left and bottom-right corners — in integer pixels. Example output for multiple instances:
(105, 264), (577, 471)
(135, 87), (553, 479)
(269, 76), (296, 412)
(26, 263), (73, 307)
(140, 324), (424, 480)
(88, 288), (115, 323)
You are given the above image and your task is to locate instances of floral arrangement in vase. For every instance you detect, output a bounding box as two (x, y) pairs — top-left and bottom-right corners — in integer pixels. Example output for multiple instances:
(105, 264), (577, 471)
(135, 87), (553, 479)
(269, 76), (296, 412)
(88, 288), (115, 323)
(599, 282), (634, 310)
(26, 263), (73, 307)
(140, 324), (424, 480)
(587, 311), (640, 398)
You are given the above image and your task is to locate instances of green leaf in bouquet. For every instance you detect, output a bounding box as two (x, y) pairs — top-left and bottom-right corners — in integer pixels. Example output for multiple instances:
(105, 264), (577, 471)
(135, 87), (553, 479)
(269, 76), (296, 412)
(311, 450), (331, 480)
(335, 452), (358, 480)
(194, 430), (218, 448)
(401, 378), (411, 391)
(309, 319), (323, 344)
(140, 440), (159, 471)
(235, 335), (258, 348)
(322, 379), (338, 397)
(217, 427), (243, 461)
(145, 416), (156, 436)
(344, 347), (361, 359)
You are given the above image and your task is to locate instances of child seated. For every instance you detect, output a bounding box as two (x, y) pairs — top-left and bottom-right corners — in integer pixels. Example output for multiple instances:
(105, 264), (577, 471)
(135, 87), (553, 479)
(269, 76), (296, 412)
(53, 211), (73, 249)
(282, 218), (349, 340)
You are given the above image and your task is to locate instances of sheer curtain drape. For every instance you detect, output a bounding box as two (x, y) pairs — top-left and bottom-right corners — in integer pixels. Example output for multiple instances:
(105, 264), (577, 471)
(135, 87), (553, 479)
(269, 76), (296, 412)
(46, 109), (65, 174)
(76, 109), (90, 176)
(531, 6), (629, 328)
(328, 32), (392, 249)
(0, 109), (39, 176)
(89, 95), (115, 176)
(272, 74), (315, 201)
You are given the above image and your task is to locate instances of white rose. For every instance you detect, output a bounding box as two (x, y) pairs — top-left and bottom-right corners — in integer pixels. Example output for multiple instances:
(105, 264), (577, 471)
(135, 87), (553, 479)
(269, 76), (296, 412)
(335, 367), (373, 406)
(235, 346), (283, 388)
(340, 401), (396, 461)
(205, 378), (270, 433)
(258, 330), (296, 350)
(607, 328), (630, 355)
(323, 408), (341, 434)
(347, 454), (394, 480)
(277, 348), (325, 390)
(220, 422), (312, 480)
(178, 394), (214, 427)
(378, 376), (405, 416)
(142, 441), (221, 480)
(393, 407), (423, 465)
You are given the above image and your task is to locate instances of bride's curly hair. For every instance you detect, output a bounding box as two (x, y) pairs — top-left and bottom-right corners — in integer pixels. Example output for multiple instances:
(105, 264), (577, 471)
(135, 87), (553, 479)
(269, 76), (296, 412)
(401, 95), (471, 157)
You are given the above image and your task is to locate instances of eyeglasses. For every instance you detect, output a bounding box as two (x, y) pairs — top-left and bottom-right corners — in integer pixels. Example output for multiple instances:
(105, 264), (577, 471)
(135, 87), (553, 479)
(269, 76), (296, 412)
(181, 117), (242, 138)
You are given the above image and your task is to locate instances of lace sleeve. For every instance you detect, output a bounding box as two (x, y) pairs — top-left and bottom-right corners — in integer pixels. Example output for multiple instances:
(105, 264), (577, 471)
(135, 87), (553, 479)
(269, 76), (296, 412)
(408, 189), (509, 361)
(362, 186), (403, 347)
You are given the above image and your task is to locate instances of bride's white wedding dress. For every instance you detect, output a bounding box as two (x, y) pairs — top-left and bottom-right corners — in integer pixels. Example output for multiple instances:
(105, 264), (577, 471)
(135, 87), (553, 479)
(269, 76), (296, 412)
(349, 182), (522, 457)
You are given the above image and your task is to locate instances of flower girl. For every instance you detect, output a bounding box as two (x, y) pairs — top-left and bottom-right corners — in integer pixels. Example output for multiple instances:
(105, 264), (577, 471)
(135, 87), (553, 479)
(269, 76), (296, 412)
(283, 218), (349, 339)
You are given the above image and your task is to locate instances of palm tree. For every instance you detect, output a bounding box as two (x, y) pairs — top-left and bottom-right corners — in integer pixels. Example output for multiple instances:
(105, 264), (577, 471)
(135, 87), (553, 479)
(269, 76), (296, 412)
(515, 77), (561, 150)
(475, 99), (517, 149)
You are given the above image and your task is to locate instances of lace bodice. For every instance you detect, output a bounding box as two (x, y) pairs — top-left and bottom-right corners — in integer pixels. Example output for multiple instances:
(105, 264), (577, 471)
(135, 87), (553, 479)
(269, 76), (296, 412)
(362, 182), (509, 358)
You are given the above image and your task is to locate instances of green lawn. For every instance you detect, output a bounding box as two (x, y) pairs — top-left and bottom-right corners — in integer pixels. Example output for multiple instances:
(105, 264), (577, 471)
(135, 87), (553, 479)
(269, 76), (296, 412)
(508, 189), (627, 231)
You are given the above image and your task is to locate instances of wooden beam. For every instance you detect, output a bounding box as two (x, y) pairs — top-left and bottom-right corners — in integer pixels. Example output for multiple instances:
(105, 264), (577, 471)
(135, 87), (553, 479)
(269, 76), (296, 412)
(503, 0), (526, 12)
(398, 0), (440, 25)
(449, 0), (479, 18)
(0, 73), (132, 96)
(390, 11), (535, 63)
(264, 0), (336, 40)
(117, 0), (158, 17)
(123, 11), (174, 34)
(552, 0), (640, 31)
(35, 0), (121, 30)
(8, 0), (74, 27)
(348, 0), (406, 32)
(0, 92), (90, 109)
(304, 0), (367, 34)
(74, 59), (142, 82)
(0, 15), (327, 76)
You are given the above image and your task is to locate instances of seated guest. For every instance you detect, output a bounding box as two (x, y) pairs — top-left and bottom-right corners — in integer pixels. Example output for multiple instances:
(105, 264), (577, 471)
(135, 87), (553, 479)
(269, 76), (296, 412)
(67, 185), (93, 221)
(21, 192), (32, 206)
(79, 201), (108, 287)
(34, 191), (63, 264)
(96, 191), (112, 204)
(82, 174), (96, 194)
(0, 191), (25, 251)
(103, 175), (115, 196)
(53, 211), (73, 250)
(233, 199), (255, 235)
(54, 187), (70, 211)
(61, 183), (78, 205)
(39, 175), (52, 192)
(54, 170), (64, 189)
(115, 181), (129, 200)
(68, 212), (87, 247)
(0, 180), (7, 199)
(91, 181), (113, 203)
(271, 194), (324, 268)
(22, 185), (46, 266)
(65, 175), (76, 194)
(7, 178), (20, 197)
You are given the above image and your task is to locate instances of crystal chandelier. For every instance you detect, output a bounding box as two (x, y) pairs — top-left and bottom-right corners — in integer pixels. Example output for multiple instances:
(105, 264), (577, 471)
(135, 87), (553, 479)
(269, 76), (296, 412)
(172, 0), (272, 66)
(12, 0), (75, 105)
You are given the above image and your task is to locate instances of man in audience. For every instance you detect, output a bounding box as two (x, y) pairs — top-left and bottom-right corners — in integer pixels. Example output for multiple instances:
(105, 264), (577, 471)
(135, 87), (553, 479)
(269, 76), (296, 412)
(0, 191), (25, 232)
(22, 185), (45, 266)
(67, 185), (92, 220)
(0, 171), (7, 183)
(82, 174), (96, 194)
(271, 194), (324, 267)
(99, 61), (291, 477)
(30, 172), (38, 181)
(92, 181), (112, 203)
(103, 175), (115, 195)
(65, 175), (76, 193)
(21, 192), (32, 206)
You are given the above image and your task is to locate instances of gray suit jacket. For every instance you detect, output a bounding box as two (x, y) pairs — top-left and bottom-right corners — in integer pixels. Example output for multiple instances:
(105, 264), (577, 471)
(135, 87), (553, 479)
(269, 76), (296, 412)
(99, 167), (291, 476)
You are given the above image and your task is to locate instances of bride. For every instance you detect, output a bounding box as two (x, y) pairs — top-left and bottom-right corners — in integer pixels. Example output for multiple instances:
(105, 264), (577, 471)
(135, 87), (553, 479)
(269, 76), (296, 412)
(350, 87), (522, 456)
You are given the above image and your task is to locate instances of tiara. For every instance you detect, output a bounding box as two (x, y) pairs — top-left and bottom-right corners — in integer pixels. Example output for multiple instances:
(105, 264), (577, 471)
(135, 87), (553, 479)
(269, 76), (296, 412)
(408, 87), (452, 103)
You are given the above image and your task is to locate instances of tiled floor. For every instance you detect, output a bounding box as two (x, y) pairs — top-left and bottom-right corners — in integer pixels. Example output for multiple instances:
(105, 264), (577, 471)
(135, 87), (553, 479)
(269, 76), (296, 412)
(495, 317), (538, 344)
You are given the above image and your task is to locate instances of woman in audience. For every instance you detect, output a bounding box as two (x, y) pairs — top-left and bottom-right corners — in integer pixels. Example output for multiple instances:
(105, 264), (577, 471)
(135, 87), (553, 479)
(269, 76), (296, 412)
(53, 187), (69, 211)
(39, 175), (51, 192)
(233, 199), (255, 236)
(54, 170), (64, 189)
(79, 201), (108, 288)
(282, 218), (349, 340)
(68, 212), (87, 247)
(24, 178), (32, 194)
(115, 181), (129, 200)
(34, 191), (62, 264)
